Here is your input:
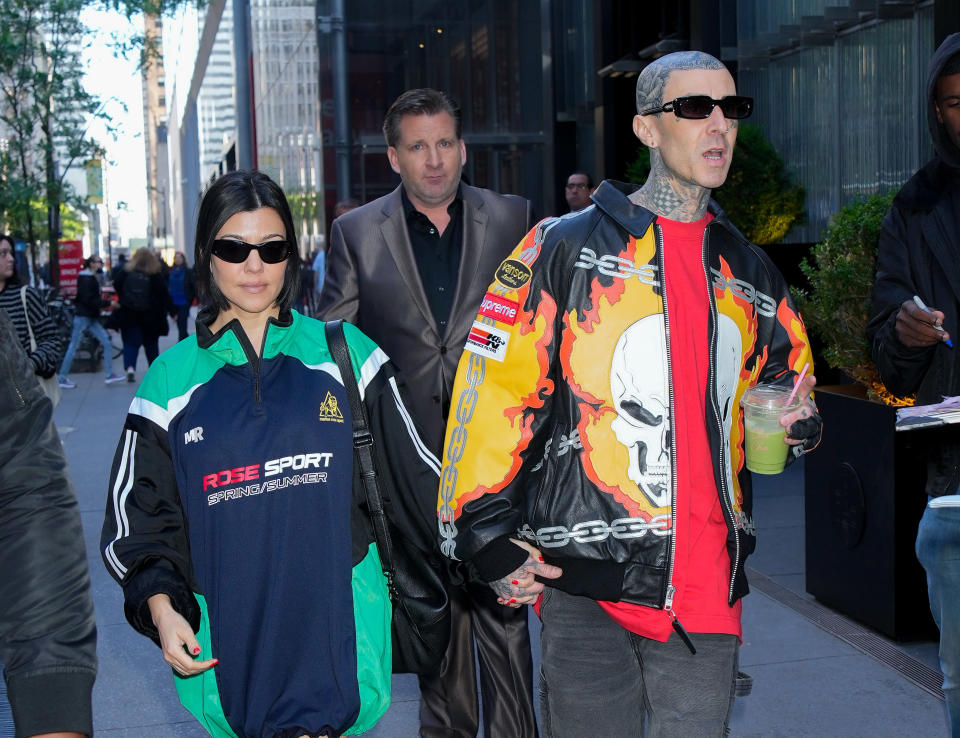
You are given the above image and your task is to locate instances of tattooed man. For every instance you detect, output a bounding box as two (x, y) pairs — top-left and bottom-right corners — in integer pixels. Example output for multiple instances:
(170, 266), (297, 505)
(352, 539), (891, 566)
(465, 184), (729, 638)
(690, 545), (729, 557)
(437, 51), (822, 736)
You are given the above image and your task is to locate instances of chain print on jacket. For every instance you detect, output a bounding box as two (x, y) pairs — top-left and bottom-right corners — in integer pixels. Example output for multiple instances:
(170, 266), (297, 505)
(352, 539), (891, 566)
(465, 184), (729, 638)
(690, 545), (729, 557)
(439, 220), (558, 560)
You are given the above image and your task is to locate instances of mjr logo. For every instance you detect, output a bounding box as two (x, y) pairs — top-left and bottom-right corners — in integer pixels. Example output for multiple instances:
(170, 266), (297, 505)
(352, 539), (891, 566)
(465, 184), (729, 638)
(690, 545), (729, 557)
(202, 452), (334, 490)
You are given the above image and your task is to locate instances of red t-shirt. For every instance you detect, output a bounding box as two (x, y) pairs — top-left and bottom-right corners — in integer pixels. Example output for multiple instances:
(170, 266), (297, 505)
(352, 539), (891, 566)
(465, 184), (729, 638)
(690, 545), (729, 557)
(597, 213), (742, 642)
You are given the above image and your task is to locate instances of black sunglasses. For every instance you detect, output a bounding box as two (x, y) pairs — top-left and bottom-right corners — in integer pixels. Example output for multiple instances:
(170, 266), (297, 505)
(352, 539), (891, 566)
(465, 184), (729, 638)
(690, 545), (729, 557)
(640, 95), (753, 120)
(210, 238), (292, 264)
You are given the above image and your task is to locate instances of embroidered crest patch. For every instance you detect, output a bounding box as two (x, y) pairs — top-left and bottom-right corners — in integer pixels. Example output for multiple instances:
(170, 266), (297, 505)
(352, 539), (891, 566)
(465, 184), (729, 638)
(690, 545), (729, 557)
(318, 391), (345, 422)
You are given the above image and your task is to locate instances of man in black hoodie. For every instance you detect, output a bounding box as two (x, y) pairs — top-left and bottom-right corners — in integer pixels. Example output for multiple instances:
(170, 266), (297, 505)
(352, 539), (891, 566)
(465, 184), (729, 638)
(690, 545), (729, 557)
(867, 32), (960, 737)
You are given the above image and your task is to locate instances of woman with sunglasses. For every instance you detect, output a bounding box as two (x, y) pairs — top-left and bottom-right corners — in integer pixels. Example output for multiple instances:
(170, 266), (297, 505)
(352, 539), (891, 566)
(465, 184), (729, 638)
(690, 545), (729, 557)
(101, 170), (439, 738)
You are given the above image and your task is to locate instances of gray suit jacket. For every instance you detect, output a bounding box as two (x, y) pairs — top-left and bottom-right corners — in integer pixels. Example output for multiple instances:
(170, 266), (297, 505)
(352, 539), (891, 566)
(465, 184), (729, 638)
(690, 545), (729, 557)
(318, 183), (534, 455)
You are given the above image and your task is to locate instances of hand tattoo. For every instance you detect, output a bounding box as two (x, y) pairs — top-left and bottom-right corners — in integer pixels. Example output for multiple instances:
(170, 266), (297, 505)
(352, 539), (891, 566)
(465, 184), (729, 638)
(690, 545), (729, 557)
(492, 556), (541, 601)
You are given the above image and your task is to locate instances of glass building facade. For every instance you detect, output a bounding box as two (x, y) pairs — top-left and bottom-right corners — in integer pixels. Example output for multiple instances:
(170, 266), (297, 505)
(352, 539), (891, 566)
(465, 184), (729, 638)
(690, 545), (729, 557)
(198, 3), (238, 186)
(251, 0), (324, 253)
(314, 0), (551, 220)
(737, 0), (935, 242)
(162, 1), (678, 254)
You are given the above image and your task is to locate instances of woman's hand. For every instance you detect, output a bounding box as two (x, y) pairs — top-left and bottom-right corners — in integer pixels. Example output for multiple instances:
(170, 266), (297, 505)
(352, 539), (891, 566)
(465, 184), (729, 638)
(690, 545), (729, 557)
(148, 594), (218, 676)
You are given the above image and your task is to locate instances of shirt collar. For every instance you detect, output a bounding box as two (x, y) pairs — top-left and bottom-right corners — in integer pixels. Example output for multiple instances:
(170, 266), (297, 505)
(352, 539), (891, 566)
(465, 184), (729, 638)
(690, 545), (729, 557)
(400, 183), (463, 221)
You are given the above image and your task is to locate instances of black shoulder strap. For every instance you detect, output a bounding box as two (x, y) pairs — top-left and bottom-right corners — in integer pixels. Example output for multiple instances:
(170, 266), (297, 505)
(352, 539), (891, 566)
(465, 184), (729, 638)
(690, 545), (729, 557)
(324, 319), (397, 595)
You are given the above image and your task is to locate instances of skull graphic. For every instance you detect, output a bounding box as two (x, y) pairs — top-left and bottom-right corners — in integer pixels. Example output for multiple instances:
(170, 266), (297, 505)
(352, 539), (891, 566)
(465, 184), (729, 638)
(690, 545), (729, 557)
(714, 314), (743, 503)
(610, 315), (671, 508)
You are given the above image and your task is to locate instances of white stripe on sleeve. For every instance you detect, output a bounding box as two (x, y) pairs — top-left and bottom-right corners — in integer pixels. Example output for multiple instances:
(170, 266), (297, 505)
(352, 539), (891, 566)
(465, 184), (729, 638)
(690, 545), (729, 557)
(389, 375), (441, 477)
(104, 429), (137, 578)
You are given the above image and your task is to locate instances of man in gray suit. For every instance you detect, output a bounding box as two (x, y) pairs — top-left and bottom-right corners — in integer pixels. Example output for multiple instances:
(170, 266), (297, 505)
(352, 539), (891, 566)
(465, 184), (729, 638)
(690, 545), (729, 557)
(318, 88), (537, 738)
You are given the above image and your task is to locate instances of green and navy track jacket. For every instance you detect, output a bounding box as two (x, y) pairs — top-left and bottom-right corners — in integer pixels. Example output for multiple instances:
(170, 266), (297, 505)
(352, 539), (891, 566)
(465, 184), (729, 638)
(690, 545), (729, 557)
(101, 310), (440, 738)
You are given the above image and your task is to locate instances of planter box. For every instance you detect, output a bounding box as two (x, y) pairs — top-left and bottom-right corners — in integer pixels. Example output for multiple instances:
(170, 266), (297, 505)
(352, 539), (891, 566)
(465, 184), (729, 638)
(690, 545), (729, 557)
(804, 384), (939, 641)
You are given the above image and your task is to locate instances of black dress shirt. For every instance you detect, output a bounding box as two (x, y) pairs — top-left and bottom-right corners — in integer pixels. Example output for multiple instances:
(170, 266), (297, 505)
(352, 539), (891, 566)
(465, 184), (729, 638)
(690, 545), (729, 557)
(401, 186), (463, 332)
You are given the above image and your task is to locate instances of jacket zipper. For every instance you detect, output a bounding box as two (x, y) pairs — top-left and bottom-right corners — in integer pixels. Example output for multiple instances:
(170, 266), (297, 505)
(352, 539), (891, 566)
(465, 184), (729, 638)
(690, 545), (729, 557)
(234, 323), (265, 404)
(701, 225), (741, 606)
(655, 224), (694, 653)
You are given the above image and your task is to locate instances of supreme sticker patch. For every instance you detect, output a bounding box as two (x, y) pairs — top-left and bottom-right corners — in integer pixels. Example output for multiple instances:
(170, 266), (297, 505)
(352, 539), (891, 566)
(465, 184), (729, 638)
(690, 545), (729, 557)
(465, 321), (510, 362)
(478, 292), (520, 325)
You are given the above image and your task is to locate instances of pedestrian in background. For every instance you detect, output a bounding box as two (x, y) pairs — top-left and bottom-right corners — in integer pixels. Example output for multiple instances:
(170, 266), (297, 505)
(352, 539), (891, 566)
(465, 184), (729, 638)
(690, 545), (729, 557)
(101, 169), (439, 737)
(110, 252), (127, 284)
(167, 250), (195, 341)
(296, 254), (315, 316)
(313, 198), (360, 303)
(153, 248), (171, 280)
(867, 32), (960, 738)
(113, 248), (171, 382)
(319, 88), (538, 738)
(0, 233), (63, 385)
(0, 308), (97, 738)
(563, 171), (595, 212)
(58, 254), (125, 387)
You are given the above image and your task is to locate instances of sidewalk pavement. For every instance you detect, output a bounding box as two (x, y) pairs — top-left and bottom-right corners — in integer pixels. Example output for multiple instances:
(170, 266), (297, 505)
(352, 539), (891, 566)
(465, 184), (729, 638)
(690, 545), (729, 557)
(40, 326), (950, 737)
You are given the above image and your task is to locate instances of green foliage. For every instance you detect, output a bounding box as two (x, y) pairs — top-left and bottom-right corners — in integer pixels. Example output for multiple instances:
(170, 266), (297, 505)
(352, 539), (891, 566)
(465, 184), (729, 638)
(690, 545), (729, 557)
(624, 124), (805, 245)
(791, 190), (898, 389)
(625, 145), (650, 185)
(60, 202), (85, 239)
(0, 0), (196, 280)
(0, 0), (106, 275)
(286, 189), (323, 227)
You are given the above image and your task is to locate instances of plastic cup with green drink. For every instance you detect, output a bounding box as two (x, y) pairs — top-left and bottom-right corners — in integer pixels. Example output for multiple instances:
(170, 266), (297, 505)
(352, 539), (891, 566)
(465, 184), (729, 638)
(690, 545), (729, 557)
(740, 384), (803, 475)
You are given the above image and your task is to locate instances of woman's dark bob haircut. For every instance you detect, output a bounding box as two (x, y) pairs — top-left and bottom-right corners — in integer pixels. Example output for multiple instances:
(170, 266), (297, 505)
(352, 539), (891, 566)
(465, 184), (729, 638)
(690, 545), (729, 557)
(193, 170), (300, 314)
(0, 233), (22, 287)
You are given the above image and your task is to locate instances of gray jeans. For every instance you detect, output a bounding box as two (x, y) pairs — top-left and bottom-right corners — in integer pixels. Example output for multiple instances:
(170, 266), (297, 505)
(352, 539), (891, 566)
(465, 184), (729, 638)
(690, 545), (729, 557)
(538, 587), (739, 738)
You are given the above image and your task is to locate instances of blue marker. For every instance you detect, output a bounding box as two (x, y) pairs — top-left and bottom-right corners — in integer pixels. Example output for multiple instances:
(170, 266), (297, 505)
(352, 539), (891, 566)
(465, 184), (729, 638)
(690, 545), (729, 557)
(913, 295), (954, 348)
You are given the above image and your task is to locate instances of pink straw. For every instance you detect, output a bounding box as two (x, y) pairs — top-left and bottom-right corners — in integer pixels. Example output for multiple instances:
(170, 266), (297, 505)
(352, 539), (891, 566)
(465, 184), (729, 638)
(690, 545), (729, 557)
(786, 362), (809, 406)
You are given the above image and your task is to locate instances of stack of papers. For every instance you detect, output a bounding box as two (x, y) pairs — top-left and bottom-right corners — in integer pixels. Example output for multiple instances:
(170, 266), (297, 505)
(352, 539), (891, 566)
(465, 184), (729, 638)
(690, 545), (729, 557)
(896, 396), (960, 430)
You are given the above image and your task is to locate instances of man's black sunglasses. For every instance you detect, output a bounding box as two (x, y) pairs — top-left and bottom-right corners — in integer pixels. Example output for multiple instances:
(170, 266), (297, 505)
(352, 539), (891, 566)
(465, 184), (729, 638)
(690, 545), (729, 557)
(640, 95), (753, 120)
(210, 238), (292, 264)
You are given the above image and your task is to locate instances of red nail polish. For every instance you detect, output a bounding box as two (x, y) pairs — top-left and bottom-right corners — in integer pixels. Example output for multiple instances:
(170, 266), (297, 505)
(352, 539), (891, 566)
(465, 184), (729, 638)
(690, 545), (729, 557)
(511, 579), (519, 585)
(211, 659), (219, 665)
(510, 598), (517, 603)
(192, 647), (200, 655)
(538, 557), (544, 562)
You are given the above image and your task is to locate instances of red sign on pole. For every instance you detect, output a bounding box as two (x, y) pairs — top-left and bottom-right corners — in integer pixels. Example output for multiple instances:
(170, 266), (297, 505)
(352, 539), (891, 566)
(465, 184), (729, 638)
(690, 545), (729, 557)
(58, 240), (83, 297)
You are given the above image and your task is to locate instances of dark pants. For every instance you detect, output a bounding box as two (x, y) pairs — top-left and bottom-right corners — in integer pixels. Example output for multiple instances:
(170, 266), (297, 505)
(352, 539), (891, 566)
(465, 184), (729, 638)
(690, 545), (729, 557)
(175, 303), (190, 341)
(538, 587), (739, 738)
(121, 324), (160, 370)
(418, 579), (538, 737)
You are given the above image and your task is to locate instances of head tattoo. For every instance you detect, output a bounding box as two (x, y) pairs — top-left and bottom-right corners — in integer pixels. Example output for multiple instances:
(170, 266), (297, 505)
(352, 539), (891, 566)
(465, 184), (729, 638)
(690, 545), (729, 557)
(635, 51), (727, 115)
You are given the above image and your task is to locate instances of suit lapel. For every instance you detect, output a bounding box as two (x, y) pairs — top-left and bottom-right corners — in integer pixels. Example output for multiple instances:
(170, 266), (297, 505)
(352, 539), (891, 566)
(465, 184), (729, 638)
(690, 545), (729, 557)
(379, 188), (438, 334)
(445, 185), (488, 341)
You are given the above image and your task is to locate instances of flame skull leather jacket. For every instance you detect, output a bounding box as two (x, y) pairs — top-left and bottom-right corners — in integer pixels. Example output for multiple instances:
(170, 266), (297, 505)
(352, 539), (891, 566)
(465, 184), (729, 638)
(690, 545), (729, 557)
(438, 180), (819, 609)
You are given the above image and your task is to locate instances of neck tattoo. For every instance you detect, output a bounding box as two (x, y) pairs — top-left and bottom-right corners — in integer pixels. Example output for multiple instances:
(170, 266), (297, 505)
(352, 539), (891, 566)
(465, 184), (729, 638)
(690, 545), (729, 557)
(630, 150), (711, 222)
